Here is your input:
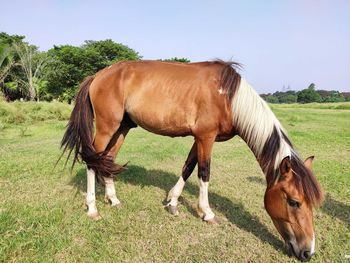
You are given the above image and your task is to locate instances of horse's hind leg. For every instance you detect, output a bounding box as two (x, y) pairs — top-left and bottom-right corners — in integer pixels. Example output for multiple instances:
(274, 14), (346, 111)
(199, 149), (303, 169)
(86, 168), (101, 220)
(86, 108), (124, 220)
(103, 125), (131, 207)
(86, 129), (119, 220)
(166, 142), (198, 215)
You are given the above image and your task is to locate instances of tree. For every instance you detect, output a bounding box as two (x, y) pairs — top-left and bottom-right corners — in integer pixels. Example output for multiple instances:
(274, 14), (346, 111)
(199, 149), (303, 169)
(0, 32), (26, 100)
(266, 95), (279, 103)
(273, 90), (297, 104)
(46, 40), (141, 102)
(162, 57), (190, 63)
(13, 43), (51, 101)
(297, 84), (321, 103)
(280, 94), (297, 103)
(0, 32), (25, 45)
(45, 45), (86, 102)
(0, 43), (15, 84)
(308, 83), (316, 90)
(341, 92), (350, 101)
(0, 32), (23, 84)
(318, 90), (345, 102)
(83, 39), (141, 63)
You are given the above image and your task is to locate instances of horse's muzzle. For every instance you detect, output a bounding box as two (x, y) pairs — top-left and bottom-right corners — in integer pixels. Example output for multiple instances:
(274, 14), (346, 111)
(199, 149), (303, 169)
(287, 241), (313, 262)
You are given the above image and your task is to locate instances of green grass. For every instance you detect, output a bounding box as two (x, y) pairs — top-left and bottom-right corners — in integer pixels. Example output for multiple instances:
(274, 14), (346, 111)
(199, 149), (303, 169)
(0, 102), (349, 262)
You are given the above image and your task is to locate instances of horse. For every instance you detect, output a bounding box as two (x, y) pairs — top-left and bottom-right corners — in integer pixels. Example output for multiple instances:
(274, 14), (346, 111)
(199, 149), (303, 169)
(61, 60), (323, 261)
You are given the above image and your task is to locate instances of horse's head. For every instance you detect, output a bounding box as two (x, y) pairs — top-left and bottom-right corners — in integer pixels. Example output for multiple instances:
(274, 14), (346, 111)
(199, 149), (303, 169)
(264, 156), (323, 261)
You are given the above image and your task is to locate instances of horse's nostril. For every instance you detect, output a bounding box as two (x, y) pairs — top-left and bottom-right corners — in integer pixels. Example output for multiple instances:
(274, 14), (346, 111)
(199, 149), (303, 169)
(301, 250), (312, 261)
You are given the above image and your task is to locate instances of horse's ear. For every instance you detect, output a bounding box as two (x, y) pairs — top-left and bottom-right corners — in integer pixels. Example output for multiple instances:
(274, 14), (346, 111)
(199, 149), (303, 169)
(271, 156), (292, 185)
(304, 156), (314, 170)
(280, 156), (291, 175)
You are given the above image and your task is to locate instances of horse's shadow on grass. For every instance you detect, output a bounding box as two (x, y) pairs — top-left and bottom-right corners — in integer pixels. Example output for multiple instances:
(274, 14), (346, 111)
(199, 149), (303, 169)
(321, 194), (350, 230)
(72, 169), (350, 253)
(71, 165), (285, 253)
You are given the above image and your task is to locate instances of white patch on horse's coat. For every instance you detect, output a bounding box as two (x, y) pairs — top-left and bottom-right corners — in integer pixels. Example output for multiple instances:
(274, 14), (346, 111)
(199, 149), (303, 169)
(167, 176), (185, 207)
(231, 78), (292, 172)
(198, 179), (215, 220)
(218, 87), (226, 94)
(108, 65), (112, 69)
(104, 177), (121, 206)
(86, 168), (98, 215)
(310, 232), (315, 254)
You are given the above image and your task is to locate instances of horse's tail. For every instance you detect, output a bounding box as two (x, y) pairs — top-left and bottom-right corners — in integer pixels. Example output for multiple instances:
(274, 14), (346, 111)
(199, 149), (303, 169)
(60, 76), (126, 181)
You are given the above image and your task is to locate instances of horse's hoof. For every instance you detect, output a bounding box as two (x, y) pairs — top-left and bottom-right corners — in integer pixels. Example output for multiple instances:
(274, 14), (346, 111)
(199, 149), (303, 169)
(166, 205), (179, 216)
(196, 207), (205, 219)
(111, 202), (122, 208)
(205, 216), (220, 225)
(88, 212), (102, 221)
(105, 196), (122, 208)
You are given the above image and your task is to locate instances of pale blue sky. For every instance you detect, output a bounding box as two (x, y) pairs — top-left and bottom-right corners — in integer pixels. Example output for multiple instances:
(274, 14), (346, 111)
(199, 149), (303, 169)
(2, 0), (350, 93)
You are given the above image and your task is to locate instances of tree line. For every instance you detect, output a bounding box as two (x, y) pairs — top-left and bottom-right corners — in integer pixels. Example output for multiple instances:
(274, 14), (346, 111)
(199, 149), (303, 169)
(261, 83), (350, 104)
(1, 32), (348, 103)
(0, 32), (188, 102)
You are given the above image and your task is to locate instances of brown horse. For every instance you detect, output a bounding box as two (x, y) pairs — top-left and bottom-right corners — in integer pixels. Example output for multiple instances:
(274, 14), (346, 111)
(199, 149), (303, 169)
(61, 60), (323, 261)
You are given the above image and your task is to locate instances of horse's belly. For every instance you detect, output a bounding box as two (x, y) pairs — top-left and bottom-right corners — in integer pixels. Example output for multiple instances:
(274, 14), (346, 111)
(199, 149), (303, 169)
(125, 96), (196, 137)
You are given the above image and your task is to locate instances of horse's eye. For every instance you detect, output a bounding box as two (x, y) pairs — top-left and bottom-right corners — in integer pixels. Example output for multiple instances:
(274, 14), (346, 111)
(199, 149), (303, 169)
(287, 198), (300, 208)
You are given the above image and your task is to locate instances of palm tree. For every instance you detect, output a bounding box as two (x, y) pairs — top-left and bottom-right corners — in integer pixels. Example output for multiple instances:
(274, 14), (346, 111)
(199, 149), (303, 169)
(0, 44), (15, 85)
(13, 43), (49, 101)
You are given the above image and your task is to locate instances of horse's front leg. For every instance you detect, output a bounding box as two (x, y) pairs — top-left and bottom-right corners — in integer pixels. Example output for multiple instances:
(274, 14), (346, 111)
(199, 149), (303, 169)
(166, 142), (197, 215)
(196, 136), (219, 224)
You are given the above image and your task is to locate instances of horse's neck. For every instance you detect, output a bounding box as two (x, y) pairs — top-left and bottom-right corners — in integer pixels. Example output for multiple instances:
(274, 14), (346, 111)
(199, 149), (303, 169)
(231, 78), (292, 176)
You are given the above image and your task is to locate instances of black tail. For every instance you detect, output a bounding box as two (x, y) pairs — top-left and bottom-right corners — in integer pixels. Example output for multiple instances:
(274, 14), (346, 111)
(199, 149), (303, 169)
(60, 76), (126, 182)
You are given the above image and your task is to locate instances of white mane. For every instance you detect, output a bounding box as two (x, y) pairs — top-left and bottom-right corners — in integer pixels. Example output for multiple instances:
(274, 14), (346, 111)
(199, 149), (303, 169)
(231, 78), (293, 171)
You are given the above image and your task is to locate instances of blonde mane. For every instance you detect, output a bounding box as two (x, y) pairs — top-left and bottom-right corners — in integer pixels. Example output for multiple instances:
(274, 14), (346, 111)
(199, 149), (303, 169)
(231, 78), (293, 173)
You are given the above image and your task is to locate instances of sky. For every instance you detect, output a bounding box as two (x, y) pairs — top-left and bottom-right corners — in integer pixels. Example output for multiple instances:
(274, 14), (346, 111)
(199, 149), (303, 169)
(2, 0), (350, 93)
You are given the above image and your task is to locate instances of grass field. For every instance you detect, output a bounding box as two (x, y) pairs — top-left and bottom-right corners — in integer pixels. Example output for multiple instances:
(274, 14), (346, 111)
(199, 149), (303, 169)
(0, 101), (349, 262)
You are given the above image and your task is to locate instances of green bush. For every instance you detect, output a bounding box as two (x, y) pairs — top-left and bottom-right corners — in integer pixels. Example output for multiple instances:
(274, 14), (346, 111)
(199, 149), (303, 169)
(266, 95), (279, 103)
(0, 101), (72, 125)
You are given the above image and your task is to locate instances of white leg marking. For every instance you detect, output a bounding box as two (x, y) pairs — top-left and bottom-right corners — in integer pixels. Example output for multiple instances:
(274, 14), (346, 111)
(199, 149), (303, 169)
(167, 177), (186, 206)
(104, 177), (121, 206)
(86, 168), (98, 217)
(198, 179), (215, 221)
(310, 232), (315, 254)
